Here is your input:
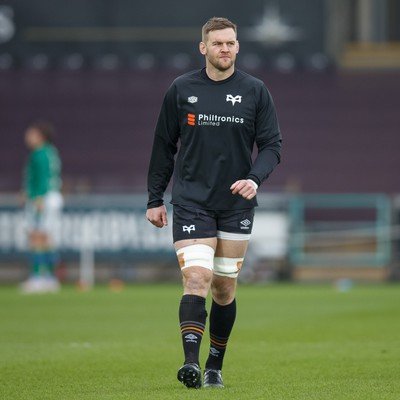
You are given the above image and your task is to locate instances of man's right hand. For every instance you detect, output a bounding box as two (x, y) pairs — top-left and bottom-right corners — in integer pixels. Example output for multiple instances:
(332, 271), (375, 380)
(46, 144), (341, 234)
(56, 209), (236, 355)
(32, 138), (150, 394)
(146, 205), (168, 228)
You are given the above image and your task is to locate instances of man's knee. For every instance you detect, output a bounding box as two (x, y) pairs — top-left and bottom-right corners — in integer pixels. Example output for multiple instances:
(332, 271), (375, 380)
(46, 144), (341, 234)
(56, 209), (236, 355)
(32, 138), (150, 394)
(213, 256), (243, 279)
(210, 253), (242, 304)
(177, 244), (215, 296)
(183, 267), (213, 293)
(211, 275), (237, 305)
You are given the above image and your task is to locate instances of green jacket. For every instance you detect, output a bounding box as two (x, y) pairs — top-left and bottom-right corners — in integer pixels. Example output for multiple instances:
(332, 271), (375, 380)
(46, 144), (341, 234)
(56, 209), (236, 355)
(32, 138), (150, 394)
(24, 144), (62, 199)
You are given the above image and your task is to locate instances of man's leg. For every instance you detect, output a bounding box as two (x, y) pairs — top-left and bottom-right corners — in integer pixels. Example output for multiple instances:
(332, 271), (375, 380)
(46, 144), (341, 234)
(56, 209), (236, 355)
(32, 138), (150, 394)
(30, 231), (47, 276)
(41, 199), (62, 282)
(21, 231), (49, 293)
(34, 232), (54, 277)
(204, 238), (249, 387)
(22, 209), (61, 293)
(175, 238), (217, 388)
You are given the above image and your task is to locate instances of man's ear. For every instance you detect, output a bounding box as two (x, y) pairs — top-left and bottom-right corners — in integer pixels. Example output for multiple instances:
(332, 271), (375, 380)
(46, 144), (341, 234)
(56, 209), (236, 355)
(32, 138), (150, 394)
(236, 40), (240, 54)
(199, 42), (207, 55)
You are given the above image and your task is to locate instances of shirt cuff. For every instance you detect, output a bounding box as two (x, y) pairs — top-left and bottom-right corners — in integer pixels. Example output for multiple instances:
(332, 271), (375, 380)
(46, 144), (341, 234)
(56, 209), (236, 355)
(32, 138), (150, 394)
(147, 200), (164, 209)
(247, 179), (258, 190)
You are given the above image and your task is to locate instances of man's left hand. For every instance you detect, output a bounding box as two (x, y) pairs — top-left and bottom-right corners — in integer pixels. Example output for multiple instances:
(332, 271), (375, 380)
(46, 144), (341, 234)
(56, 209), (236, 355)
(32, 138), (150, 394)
(230, 180), (257, 200)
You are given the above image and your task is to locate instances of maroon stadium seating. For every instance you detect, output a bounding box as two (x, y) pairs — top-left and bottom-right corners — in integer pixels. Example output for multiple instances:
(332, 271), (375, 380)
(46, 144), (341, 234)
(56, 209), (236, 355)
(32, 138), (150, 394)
(0, 70), (399, 194)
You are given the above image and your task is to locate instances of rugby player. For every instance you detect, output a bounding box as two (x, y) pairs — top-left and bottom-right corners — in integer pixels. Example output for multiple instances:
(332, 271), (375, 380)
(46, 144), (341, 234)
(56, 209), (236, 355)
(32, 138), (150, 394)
(21, 121), (63, 293)
(146, 17), (282, 388)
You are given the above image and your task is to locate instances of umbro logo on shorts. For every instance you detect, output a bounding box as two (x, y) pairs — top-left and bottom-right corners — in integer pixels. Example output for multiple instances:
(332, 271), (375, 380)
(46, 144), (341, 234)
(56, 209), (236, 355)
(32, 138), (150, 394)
(240, 219), (251, 230)
(183, 225), (196, 234)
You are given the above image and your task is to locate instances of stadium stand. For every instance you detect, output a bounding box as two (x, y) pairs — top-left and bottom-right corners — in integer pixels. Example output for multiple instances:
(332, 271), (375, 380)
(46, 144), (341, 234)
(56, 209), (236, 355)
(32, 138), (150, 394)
(1, 69), (400, 194)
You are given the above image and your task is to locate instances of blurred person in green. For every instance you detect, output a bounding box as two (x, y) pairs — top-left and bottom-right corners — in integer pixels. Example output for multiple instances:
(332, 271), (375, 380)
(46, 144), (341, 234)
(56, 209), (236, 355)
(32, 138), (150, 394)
(21, 121), (63, 293)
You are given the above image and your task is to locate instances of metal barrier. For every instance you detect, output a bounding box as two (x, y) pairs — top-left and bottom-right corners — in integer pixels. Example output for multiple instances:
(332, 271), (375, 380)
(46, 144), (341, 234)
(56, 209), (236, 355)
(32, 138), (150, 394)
(1, 193), (394, 283)
(0, 194), (175, 286)
(0, 193), (289, 284)
(0, 194), (174, 258)
(289, 194), (392, 267)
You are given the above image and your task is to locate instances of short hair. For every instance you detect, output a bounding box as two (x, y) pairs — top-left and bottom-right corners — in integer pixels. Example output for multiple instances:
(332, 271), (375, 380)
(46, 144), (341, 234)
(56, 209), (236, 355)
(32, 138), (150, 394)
(29, 120), (56, 144)
(202, 17), (237, 42)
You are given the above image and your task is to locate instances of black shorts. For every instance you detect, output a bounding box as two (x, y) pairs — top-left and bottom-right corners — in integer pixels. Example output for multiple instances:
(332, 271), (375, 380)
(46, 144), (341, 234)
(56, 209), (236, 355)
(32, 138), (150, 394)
(173, 205), (255, 243)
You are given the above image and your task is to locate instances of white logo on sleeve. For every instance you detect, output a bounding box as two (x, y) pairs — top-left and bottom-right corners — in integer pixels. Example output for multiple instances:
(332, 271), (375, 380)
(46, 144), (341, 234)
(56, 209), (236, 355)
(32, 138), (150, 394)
(188, 96), (198, 103)
(226, 94), (242, 105)
(183, 225), (196, 233)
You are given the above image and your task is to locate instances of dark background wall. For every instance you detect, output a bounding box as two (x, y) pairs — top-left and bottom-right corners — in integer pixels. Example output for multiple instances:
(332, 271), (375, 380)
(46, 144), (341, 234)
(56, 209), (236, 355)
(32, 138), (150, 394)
(1, 69), (399, 194)
(0, 0), (325, 67)
(0, 0), (399, 195)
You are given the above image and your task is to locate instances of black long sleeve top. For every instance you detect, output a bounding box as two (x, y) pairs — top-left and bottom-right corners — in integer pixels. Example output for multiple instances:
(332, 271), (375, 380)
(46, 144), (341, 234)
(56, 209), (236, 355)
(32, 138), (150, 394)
(147, 68), (282, 210)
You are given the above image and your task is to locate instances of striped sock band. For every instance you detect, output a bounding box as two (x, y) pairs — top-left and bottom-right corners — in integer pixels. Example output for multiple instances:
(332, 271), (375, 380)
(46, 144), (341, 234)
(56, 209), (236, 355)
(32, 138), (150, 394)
(179, 295), (207, 366)
(209, 333), (229, 360)
(180, 321), (206, 337)
(206, 299), (236, 370)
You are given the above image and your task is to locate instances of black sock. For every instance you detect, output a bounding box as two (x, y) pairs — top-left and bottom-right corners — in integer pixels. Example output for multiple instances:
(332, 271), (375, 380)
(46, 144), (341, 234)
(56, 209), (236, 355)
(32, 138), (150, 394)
(205, 298), (236, 371)
(179, 294), (207, 366)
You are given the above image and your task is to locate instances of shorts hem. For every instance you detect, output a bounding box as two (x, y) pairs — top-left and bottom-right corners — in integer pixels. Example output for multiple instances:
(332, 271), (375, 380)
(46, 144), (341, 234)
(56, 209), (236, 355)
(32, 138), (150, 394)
(216, 231), (251, 241)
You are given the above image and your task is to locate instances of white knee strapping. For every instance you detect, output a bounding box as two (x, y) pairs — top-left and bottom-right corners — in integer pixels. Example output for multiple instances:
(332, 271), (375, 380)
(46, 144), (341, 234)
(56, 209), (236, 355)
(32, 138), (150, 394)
(176, 244), (214, 270)
(213, 257), (244, 278)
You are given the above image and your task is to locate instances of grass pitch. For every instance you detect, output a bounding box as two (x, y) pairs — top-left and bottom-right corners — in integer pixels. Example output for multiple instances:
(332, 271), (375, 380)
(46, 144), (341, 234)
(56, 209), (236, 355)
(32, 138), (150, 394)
(0, 283), (399, 400)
